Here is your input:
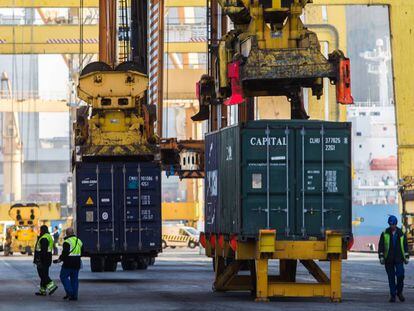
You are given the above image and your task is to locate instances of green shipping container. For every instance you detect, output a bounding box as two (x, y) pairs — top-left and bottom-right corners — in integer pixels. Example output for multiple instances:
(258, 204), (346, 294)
(205, 120), (352, 240)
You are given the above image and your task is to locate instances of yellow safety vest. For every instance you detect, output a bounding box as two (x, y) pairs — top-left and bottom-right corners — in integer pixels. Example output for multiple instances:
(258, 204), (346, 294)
(382, 230), (407, 259)
(66, 236), (83, 256)
(35, 233), (54, 253)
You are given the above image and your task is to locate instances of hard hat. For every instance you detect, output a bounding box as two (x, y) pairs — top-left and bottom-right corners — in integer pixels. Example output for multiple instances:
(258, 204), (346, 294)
(388, 215), (398, 226)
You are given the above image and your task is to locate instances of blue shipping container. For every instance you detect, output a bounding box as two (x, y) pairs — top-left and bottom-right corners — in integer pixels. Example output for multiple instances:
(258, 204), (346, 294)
(74, 161), (161, 258)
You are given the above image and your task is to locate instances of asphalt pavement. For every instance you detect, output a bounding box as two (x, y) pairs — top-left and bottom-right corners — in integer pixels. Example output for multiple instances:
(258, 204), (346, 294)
(0, 250), (412, 311)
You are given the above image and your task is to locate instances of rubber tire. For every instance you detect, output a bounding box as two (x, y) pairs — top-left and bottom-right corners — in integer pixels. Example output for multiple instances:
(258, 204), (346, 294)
(121, 258), (137, 271)
(3, 246), (10, 256)
(90, 256), (105, 272)
(161, 240), (167, 249)
(25, 246), (32, 256)
(104, 258), (117, 272)
(149, 257), (155, 266)
(136, 257), (149, 270)
(188, 241), (197, 249)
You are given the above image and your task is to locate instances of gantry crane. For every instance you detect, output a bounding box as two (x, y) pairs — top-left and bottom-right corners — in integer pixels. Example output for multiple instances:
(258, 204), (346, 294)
(0, 72), (22, 202)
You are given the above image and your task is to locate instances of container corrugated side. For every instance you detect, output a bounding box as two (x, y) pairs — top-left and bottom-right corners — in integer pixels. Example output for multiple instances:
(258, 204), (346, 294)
(209, 120), (352, 240)
(75, 161), (161, 255)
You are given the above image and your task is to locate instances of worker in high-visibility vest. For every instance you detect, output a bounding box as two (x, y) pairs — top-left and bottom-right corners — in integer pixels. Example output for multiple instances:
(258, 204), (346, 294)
(53, 227), (83, 301)
(33, 225), (58, 296)
(378, 215), (410, 303)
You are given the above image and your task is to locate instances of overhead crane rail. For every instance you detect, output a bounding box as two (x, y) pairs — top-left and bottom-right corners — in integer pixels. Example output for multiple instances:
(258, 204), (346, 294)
(0, 0), (206, 8)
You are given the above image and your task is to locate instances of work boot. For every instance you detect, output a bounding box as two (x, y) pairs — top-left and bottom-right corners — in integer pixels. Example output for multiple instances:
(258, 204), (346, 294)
(397, 293), (405, 302)
(63, 295), (69, 300)
(35, 291), (46, 296)
(46, 281), (58, 295)
(35, 287), (46, 296)
(389, 296), (396, 303)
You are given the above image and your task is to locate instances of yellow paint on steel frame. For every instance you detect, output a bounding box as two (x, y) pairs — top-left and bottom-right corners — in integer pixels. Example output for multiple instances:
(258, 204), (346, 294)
(0, 0), (206, 8)
(0, 27), (205, 54)
(305, 5), (348, 121)
(208, 231), (343, 301)
(313, 0), (414, 245)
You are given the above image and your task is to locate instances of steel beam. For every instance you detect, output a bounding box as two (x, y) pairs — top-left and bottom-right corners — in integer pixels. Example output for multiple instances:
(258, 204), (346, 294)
(0, 25), (98, 54)
(0, 0), (206, 8)
(0, 99), (69, 112)
(165, 42), (206, 53)
(0, 25), (206, 54)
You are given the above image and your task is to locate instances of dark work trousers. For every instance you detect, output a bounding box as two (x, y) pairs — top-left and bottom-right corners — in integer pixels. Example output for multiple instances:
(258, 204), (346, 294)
(60, 267), (80, 299)
(53, 239), (58, 256)
(37, 265), (52, 289)
(385, 263), (404, 297)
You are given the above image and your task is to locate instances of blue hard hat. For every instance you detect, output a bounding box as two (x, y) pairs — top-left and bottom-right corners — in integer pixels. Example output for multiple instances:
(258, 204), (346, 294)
(388, 215), (398, 226)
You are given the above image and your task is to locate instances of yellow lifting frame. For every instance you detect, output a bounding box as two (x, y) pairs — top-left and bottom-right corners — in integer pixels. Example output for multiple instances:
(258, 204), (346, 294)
(208, 230), (343, 302)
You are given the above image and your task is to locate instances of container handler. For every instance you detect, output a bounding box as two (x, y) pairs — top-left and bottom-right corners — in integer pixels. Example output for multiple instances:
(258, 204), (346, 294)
(73, 0), (162, 272)
(194, 0), (354, 302)
(4, 203), (40, 256)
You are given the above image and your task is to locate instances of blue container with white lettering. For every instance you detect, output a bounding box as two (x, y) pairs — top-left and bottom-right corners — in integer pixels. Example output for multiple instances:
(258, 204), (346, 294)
(73, 161), (161, 270)
(204, 120), (352, 240)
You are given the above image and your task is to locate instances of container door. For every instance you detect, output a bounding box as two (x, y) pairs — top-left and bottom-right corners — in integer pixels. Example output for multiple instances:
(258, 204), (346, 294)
(119, 163), (161, 253)
(241, 125), (295, 237)
(76, 163), (119, 253)
(295, 124), (351, 237)
(205, 132), (220, 234)
(220, 126), (240, 234)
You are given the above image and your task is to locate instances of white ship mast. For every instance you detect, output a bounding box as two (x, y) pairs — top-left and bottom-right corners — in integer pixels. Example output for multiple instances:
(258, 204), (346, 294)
(360, 38), (392, 107)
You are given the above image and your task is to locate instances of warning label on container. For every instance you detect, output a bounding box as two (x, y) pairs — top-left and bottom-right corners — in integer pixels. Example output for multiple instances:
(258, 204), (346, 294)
(86, 211), (94, 222)
(86, 197), (94, 205)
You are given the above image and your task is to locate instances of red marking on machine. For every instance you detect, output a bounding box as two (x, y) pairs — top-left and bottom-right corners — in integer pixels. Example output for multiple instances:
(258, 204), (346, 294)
(46, 38), (98, 44)
(225, 61), (244, 106)
(218, 234), (224, 248)
(336, 58), (354, 105)
(190, 37), (207, 43)
(199, 232), (206, 248)
(195, 81), (200, 100)
(210, 234), (216, 249)
(148, 0), (163, 107)
(229, 235), (237, 252)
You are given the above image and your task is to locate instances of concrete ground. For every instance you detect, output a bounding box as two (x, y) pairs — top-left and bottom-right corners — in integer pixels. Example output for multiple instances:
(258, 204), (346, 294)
(0, 250), (412, 311)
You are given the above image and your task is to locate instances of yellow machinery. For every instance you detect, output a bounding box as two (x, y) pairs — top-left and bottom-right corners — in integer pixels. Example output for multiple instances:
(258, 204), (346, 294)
(162, 202), (199, 227)
(4, 203), (40, 256)
(193, 0), (352, 123)
(75, 61), (156, 160)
